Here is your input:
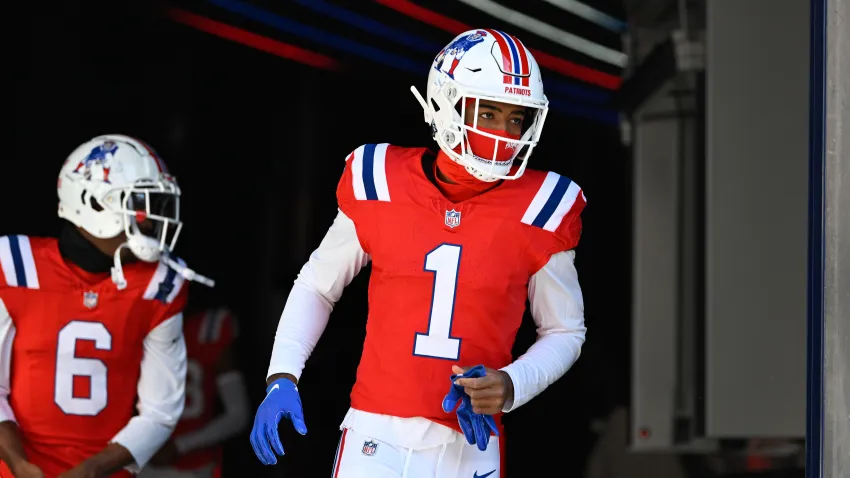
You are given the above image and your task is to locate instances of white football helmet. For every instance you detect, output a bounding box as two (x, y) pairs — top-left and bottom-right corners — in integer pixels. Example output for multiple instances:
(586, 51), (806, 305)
(58, 134), (212, 289)
(412, 29), (549, 181)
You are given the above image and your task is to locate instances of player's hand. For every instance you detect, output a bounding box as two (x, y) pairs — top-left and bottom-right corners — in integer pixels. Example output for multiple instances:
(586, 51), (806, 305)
(441, 364), (501, 451)
(9, 461), (44, 478)
(150, 439), (179, 466)
(451, 365), (513, 414)
(250, 377), (308, 465)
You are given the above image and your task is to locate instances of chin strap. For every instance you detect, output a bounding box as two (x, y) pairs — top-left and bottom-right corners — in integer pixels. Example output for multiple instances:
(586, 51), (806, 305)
(162, 255), (216, 288)
(110, 244), (216, 290)
(410, 85), (431, 124)
(111, 243), (129, 290)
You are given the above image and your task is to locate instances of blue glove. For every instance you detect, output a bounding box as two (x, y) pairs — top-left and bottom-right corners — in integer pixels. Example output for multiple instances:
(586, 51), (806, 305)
(250, 378), (308, 465)
(441, 365), (499, 451)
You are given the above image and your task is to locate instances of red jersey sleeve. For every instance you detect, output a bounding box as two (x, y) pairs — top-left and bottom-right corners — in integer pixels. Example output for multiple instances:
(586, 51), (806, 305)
(139, 260), (189, 332)
(517, 171), (587, 270)
(553, 186), (586, 251)
(336, 143), (395, 213)
(336, 148), (359, 218)
(336, 143), (396, 254)
(163, 284), (189, 323)
(0, 235), (42, 289)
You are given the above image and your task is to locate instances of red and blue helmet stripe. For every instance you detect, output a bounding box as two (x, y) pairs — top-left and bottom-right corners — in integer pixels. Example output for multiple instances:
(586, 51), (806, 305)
(486, 29), (531, 87)
(134, 137), (169, 173)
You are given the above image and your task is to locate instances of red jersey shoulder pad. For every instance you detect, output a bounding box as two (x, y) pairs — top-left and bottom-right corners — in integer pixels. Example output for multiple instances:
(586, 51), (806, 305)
(519, 171), (587, 233)
(139, 259), (188, 306)
(0, 235), (42, 290)
(342, 143), (394, 203)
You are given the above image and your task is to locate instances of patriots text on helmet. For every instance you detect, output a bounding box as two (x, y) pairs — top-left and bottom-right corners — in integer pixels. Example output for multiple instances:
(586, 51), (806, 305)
(504, 86), (531, 96)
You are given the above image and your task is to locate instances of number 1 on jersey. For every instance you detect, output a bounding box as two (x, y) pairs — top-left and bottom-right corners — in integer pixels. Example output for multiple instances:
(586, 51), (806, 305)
(414, 244), (462, 360)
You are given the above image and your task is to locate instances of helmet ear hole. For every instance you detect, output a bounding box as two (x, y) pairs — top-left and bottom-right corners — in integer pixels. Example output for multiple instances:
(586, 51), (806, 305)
(90, 197), (104, 212)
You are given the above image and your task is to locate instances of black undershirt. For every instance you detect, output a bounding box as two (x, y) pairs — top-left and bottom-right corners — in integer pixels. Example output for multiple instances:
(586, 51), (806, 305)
(57, 222), (114, 274)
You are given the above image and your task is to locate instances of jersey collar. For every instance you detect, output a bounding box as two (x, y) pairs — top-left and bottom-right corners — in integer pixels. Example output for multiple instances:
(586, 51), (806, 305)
(58, 222), (114, 274)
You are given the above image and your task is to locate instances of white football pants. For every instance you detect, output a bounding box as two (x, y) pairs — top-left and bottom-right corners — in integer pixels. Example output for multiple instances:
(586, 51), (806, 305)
(331, 428), (501, 478)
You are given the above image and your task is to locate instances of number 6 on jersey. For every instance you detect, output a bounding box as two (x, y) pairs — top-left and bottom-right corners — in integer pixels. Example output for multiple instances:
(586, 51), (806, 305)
(414, 244), (463, 360)
(54, 321), (112, 416)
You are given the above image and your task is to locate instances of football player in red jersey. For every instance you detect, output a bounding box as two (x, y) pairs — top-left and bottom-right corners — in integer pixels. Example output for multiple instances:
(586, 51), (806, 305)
(0, 135), (213, 478)
(251, 29), (587, 478)
(141, 303), (249, 478)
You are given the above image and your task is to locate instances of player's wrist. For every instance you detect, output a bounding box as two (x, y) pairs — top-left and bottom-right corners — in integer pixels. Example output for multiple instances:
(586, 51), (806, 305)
(6, 457), (31, 475)
(266, 373), (297, 390)
(497, 370), (515, 410)
(0, 421), (28, 471)
(73, 459), (101, 478)
(0, 446), (26, 470)
(85, 442), (135, 477)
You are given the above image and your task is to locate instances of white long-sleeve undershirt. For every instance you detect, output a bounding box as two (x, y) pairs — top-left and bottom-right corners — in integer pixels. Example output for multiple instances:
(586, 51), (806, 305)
(111, 313), (187, 472)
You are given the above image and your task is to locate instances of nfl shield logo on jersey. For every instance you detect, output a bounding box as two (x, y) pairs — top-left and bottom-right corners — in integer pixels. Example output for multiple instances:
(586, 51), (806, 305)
(361, 440), (378, 456)
(445, 209), (462, 228)
(83, 291), (98, 309)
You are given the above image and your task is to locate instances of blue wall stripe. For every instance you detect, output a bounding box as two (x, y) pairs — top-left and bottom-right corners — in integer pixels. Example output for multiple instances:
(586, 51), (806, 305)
(210, 0), (424, 74)
(546, 78), (611, 105)
(290, 0), (442, 54)
(549, 98), (619, 125)
(290, 0), (613, 105)
(209, 0), (619, 126)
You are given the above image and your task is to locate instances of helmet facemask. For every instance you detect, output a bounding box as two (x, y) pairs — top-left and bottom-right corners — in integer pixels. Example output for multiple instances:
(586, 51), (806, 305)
(113, 178), (213, 290)
(119, 179), (183, 263)
(97, 175), (184, 289)
(419, 81), (549, 182)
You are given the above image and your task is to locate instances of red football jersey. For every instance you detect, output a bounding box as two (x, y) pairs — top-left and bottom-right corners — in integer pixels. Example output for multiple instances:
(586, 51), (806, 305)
(338, 144), (585, 433)
(171, 308), (237, 470)
(0, 236), (187, 478)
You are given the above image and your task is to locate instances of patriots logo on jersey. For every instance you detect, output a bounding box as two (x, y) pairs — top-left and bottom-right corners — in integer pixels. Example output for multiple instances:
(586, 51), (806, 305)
(361, 440), (378, 456)
(445, 209), (462, 228)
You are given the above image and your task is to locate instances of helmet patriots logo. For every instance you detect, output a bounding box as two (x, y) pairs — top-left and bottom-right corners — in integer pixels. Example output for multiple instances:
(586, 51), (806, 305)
(73, 141), (118, 183)
(434, 30), (488, 79)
